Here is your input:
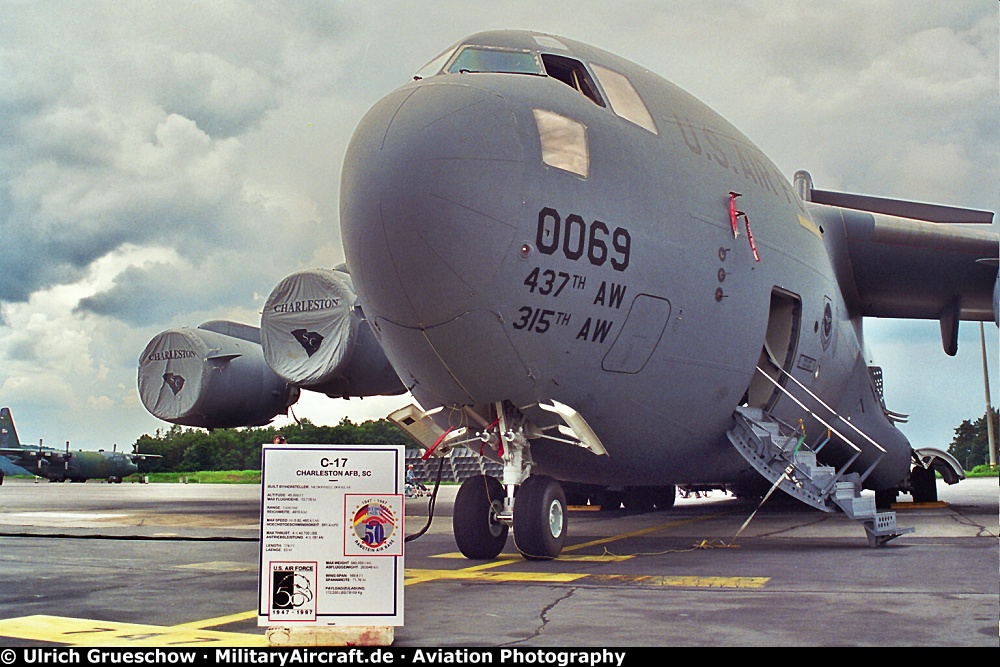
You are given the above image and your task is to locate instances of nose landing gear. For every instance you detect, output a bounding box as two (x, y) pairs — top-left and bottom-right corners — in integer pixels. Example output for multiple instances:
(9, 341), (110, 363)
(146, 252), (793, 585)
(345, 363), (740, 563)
(451, 402), (569, 561)
(452, 471), (568, 561)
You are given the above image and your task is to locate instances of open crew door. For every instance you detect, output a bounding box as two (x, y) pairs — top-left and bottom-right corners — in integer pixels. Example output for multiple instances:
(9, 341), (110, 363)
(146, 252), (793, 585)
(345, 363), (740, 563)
(746, 287), (801, 410)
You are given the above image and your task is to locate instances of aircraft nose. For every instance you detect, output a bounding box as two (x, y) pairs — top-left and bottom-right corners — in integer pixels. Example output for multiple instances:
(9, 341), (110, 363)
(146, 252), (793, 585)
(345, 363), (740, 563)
(341, 80), (525, 328)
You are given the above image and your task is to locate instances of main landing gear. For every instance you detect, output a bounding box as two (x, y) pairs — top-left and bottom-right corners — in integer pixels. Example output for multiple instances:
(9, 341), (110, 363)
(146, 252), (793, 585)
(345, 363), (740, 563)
(874, 465), (939, 509)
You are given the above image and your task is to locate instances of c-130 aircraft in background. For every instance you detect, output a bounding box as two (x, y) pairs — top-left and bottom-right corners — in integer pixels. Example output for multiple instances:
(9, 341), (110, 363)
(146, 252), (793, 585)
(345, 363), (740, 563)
(0, 407), (159, 483)
(137, 31), (997, 560)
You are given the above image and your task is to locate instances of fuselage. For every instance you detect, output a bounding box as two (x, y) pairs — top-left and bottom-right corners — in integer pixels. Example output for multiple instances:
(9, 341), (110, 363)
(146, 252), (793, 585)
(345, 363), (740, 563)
(6, 448), (138, 482)
(340, 31), (911, 490)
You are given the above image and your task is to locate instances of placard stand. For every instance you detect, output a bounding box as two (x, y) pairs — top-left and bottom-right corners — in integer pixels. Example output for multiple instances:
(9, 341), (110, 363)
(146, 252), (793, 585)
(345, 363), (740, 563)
(258, 443), (405, 645)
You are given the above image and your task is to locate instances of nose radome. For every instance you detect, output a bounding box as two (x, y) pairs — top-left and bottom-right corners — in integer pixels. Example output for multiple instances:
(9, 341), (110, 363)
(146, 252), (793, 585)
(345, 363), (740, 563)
(341, 80), (526, 329)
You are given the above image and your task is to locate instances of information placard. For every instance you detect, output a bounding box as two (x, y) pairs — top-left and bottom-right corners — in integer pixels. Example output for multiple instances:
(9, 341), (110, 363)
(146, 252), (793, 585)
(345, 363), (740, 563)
(258, 444), (404, 626)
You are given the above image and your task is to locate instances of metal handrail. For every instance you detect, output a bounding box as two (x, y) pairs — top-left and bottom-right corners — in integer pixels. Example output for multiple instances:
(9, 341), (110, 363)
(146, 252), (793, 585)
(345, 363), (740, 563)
(772, 364), (887, 454)
(755, 367), (861, 454)
(754, 365), (884, 485)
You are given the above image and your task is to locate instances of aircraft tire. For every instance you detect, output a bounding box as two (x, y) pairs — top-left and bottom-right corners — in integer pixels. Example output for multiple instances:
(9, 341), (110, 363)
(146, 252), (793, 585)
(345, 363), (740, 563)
(910, 466), (938, 503)
(652, 485), (676, 510)
(453, 475), (508, 560)
(595, 489), (623, 511)
(623, 487), (655, 513)
(513, 475), (566, 560)
(563, 487), (589, 506)
(875, 488), (897, 509)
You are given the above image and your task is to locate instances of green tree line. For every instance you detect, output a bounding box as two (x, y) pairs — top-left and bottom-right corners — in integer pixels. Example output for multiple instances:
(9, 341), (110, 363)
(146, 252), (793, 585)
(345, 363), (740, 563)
(130, 410), (997, 475)
(132, 418), (412, 473)
(946, 410), (998, 471)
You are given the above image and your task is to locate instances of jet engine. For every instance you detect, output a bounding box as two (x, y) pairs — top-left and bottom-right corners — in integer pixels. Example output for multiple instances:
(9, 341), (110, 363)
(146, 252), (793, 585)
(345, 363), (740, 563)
(260, 267), (406, 399)
(137, 320), (299, 429)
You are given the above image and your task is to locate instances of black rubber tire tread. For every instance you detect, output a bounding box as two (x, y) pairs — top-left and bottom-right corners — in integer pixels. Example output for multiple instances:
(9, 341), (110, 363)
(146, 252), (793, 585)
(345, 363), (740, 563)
(623, 487), (655, 513)
(875, 488), (897, 509)
(453, 475), (508, 559)
(652, 484), (676, 510)
(513, 475), (567, 560)
(910, 466), (938, 503)
(595, 489), (623, 511)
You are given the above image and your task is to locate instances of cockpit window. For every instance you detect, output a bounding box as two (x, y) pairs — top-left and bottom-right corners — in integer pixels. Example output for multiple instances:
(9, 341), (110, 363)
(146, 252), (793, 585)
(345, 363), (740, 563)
(446, 46), (543, 75)
(591, 64), (658, 135)
(541, 54), (604, 107)
(533, 108), (589, 178)
(414, 45), (459, 80)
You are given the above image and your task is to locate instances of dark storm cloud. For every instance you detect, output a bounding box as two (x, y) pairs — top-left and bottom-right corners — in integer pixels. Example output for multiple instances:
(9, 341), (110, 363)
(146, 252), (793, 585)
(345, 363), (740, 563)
(0, 4), (287, 307)
(75, 263), (218, 326)
(73, 249), (291, 327)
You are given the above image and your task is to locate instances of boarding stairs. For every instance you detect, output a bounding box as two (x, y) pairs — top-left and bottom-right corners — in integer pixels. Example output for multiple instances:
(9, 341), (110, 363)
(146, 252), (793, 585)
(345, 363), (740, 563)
(726, 367), (913, 547)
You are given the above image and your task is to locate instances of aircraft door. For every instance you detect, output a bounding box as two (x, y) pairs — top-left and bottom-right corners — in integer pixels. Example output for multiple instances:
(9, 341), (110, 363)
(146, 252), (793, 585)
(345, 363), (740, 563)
(746, 288), (801, 410)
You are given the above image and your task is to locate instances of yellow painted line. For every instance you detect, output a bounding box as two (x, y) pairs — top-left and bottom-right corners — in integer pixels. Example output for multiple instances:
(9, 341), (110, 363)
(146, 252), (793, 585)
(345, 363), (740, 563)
(406, 568), (588, 583)
(589, 574), (769, 588)
(431, 551), (523, 560)
(549, 553), (632, 562)
(174, 610), (258, 629)
(0, 615), (266, 647)
(404, 569), (767, 588)
(563, 511), (735, 553)
(459, 559), (522, 573)
(432, 551), (634, 562)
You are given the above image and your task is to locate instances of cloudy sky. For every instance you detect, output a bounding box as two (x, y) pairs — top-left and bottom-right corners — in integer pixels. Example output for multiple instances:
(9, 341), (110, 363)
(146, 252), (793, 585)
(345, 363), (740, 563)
(0, 1), (996, 457)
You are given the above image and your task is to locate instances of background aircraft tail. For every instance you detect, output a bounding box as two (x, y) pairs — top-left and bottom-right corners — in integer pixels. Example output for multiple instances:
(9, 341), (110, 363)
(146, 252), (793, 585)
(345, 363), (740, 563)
(0, 407), (22, 449)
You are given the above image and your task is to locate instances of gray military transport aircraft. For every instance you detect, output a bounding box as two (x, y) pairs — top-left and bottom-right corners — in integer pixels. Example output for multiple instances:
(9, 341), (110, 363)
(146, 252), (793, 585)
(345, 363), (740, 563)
(137, 31), (998, 560)
(0, 407), (159, 483)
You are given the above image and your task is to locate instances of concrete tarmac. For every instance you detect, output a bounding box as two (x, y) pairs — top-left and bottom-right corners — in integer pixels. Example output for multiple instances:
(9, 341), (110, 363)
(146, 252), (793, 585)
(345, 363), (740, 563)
(0, 476), (996, 647)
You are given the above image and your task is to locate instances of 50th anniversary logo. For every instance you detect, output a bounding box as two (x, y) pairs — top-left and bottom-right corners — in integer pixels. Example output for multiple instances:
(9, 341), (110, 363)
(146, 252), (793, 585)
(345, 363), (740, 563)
(346, 496), (402, 556)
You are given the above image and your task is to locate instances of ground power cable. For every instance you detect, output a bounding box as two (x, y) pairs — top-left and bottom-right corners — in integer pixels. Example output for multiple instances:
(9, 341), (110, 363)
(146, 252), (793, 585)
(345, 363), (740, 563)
(404, 455), (447, 543)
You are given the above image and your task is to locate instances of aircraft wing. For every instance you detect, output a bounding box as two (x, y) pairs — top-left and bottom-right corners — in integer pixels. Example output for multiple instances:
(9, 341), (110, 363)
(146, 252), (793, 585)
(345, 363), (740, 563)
(128, 454), (162, 463)
(809, 189), (998, 354)
(0, 448), (69, 466)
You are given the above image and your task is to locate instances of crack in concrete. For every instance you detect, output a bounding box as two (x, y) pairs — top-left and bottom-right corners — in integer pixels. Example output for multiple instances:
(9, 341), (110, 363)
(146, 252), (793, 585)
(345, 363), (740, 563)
(500, 586), (578, 646)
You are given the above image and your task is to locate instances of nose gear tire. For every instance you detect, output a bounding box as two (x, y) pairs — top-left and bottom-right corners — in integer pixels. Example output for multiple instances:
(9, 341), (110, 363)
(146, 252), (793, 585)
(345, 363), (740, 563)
(513, 475), (566, 560)
(453, 474), (509, 559)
